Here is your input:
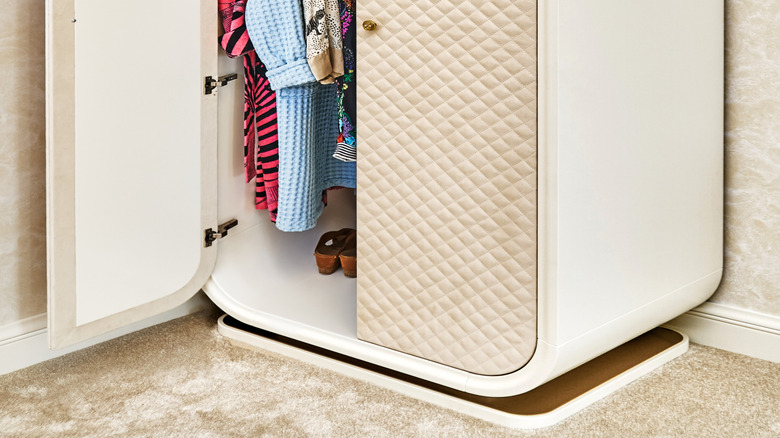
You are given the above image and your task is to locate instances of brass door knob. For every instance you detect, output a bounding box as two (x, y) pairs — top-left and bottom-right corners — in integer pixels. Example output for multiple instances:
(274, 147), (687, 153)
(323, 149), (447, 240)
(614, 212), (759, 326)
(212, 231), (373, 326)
(362, 20), (377, 31)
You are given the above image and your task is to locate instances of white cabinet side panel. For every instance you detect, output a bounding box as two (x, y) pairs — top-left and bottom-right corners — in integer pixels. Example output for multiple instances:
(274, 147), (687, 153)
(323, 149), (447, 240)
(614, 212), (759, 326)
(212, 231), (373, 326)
(554, 0), (724, 345)
(72, 0), (204, 325)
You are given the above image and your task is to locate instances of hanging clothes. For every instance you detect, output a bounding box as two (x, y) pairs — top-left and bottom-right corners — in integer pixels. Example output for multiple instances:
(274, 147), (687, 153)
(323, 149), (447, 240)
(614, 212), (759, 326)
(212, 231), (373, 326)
(245, 0), (356, 232)
(303, 0), (344, 85)
(333, 0), (356, 163)
(218, 0), (280, 221)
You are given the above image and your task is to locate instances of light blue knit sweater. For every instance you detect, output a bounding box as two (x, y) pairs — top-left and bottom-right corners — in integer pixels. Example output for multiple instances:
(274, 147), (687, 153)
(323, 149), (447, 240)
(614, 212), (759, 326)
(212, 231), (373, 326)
(246, 0), (356, 232)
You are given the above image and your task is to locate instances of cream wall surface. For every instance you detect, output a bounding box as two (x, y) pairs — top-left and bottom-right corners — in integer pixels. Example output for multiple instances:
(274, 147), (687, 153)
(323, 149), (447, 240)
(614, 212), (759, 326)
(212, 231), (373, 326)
(714, 0), (780, 316)
(0, 0), (47, 329)
(0, 0), (777, 332)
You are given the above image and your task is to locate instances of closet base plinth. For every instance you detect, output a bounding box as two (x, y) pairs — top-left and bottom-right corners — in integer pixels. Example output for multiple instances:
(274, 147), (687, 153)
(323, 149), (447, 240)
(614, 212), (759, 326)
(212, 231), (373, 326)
(217, 315), (687, 429)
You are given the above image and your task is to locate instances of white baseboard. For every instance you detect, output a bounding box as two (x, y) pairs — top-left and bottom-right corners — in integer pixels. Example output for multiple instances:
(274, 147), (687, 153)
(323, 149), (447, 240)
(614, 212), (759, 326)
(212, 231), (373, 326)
(0, 313), (47, 341)
(666, 302), (780, 363)
(0, 291), (216, 376)
(2, 295), (776, 377)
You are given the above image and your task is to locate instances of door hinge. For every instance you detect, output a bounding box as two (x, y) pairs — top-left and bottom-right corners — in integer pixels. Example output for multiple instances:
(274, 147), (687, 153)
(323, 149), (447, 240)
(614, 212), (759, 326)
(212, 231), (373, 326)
(204, 73), (239, 95)
(205, 219), (239, 247)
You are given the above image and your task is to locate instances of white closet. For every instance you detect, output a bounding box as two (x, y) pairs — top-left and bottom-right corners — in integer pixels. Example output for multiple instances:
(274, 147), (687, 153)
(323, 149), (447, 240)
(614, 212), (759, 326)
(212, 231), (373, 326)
(45, 0), (724, 427)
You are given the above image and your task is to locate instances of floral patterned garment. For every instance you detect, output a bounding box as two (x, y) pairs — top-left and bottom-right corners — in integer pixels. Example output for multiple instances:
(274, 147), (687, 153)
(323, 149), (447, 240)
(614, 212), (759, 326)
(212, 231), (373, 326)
(303, 0), (344, 84)
(333, 0), (356, 162)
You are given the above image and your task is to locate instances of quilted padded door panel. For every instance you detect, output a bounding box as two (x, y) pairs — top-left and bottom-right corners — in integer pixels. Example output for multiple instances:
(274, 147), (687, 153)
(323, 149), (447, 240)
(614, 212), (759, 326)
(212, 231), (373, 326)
(356, 0), (538, 375)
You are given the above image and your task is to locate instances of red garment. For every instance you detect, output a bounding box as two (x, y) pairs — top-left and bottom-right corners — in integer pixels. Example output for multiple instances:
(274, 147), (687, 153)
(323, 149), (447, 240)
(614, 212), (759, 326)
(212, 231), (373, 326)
(219, 1), (280, 221)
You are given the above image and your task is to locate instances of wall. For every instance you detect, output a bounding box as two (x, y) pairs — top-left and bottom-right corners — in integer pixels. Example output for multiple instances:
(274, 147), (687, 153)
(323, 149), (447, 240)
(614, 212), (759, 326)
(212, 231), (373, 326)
(713, 0), (780, 316)
(0, 1), (777, 336)
(0, 0), (47, 331)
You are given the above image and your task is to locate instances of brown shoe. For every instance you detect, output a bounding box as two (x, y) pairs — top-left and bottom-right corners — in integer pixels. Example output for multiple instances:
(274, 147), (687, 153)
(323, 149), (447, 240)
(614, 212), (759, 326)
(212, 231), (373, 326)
(339, 230), (357, 278)
(314, 228), (355, 275)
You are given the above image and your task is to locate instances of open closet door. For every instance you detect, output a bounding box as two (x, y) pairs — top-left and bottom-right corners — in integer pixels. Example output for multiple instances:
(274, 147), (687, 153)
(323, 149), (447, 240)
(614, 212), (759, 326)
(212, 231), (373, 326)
(45, 0), (219, 348)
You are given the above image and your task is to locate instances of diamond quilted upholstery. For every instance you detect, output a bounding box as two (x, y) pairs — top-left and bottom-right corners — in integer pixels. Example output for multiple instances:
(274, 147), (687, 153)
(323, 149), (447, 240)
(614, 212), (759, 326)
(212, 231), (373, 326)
(356, 0), (537, 375)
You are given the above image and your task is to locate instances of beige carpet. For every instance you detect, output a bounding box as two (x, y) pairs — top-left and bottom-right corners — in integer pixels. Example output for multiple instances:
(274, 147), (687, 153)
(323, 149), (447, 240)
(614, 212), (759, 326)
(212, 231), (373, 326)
(0, 309), (778, 438)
